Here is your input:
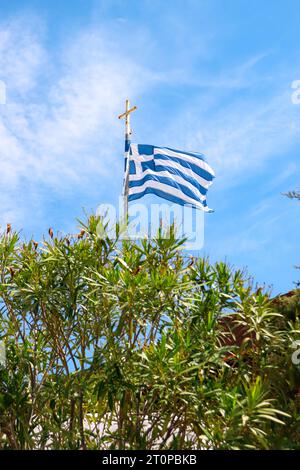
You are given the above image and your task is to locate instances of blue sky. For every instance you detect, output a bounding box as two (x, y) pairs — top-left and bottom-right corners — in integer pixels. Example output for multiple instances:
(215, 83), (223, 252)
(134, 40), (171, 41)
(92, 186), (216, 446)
(0, 0), (299, 294)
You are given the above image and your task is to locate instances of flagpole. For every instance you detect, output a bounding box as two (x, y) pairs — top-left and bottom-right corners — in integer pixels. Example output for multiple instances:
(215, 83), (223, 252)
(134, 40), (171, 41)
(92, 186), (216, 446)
(118, 99), (137, 221)
(124, 99), (130, 221)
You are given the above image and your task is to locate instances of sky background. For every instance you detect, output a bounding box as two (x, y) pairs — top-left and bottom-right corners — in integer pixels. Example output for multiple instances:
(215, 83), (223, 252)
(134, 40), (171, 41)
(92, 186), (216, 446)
(0, 0), (299, 294)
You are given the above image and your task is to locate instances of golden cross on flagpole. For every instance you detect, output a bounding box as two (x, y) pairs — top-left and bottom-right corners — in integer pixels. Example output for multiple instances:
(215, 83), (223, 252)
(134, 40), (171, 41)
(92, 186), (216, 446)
(118, 99), (137, 137)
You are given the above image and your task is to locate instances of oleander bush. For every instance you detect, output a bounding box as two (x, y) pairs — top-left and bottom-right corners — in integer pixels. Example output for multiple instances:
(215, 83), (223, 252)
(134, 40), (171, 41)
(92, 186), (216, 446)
(0, 215), (299, 449)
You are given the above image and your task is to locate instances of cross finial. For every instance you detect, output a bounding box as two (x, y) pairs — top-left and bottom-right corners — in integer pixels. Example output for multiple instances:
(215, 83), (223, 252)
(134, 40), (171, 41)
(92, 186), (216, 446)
(118, 99), (137, 136)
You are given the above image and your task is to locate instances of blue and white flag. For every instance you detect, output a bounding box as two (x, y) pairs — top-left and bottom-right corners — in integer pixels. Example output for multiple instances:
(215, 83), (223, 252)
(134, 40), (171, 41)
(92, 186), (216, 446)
(125, 144), (215, 212)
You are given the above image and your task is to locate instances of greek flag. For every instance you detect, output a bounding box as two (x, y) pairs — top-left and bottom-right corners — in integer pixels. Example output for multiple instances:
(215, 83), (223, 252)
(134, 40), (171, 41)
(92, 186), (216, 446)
(125, 144), (215, 212)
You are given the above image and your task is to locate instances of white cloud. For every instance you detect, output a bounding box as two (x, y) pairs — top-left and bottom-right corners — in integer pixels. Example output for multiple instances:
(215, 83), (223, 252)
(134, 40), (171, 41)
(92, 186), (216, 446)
(0, 15), (45, 95)
(163, 69), (300, 190)
(0, 16), (156, 227)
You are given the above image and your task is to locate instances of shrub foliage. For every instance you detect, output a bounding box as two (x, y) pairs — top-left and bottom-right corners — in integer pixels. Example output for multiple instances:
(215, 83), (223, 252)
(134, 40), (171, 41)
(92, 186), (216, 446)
(0, 216), (299, 449)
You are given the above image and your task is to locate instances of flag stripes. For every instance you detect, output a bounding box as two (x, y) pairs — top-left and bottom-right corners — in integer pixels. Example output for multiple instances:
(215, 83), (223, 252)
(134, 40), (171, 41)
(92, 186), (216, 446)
(125, 144), (215, 211)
